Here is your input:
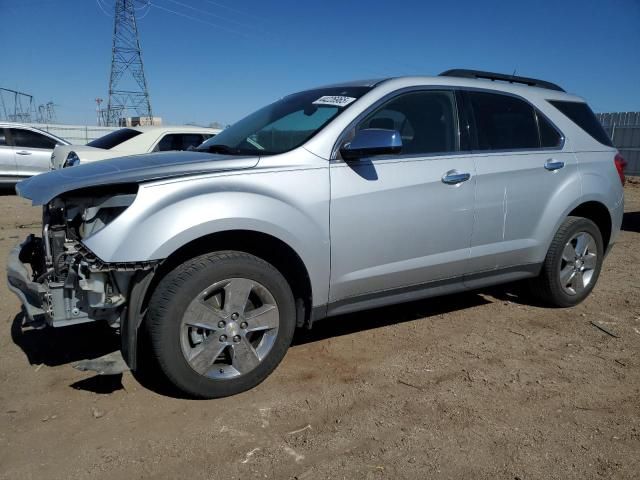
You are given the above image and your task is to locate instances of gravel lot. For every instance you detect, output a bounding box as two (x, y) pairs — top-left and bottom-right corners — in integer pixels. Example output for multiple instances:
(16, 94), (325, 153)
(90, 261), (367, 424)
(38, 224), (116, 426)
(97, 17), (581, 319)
(1, 181), (639, 480)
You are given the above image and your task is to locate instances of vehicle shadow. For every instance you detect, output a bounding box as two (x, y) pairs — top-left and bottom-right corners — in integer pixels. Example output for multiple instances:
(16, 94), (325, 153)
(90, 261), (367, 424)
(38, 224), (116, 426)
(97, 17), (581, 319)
(292, 291), (490, 346)
(621, 211), (640, 233)
(10, 312), (120, 367)
(10, 312), (126, 394)
(11, 288), (518, 398)
(0, 186), (16, 196)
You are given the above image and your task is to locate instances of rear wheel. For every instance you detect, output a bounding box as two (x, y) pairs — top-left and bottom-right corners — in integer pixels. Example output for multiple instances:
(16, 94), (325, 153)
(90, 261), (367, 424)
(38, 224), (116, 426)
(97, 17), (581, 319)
(530, 216), (603, 307)
(147, 251), (296, 398)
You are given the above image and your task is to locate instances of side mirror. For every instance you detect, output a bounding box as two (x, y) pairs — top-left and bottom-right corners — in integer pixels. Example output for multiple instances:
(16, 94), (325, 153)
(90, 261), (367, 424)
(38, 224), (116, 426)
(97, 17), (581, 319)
(340, 129), (402, 161)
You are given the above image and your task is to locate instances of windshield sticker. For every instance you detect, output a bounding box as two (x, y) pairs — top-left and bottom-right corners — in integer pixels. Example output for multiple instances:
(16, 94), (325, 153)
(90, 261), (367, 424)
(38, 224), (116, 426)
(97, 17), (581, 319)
(312, 96), (357, 108)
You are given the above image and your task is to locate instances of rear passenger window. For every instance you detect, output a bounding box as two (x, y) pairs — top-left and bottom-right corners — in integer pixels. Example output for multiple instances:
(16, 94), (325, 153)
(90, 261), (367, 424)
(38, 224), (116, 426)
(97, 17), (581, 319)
(357, 90), (458, 156)
(10, 128), (57, 149)
(466, 92), (539, 150)
(181, 134), (205, 150)
(537, 112), (562, 148)
(157, 134), (205, 152)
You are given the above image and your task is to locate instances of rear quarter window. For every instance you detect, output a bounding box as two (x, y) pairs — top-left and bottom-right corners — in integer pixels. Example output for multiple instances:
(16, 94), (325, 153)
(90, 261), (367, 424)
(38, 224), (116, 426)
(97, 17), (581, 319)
(88, 128), (143, 149)
(548, 100), (613, 147)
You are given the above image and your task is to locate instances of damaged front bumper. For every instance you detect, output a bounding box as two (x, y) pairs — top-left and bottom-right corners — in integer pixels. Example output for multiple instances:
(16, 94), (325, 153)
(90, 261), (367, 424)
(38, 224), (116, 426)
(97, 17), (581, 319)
(6, 237), (47, 324)
(7, 234), (141, 328)
(8, 233), (158, 371)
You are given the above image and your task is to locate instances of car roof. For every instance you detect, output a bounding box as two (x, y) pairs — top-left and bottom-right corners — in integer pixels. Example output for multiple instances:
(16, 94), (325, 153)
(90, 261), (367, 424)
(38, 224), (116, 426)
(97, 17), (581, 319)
(0, 121), (42, 129)
(314, 75), (583, 102)
(0, 121), (71, 144)
(128, 125), (222, 134)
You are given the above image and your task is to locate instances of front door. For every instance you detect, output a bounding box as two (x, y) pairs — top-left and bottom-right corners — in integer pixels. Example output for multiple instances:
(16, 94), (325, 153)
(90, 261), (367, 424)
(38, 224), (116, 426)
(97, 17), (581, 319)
(0, 128), (17, 180)
(329, 89), (476, 304)
(9, 128), (58, 177)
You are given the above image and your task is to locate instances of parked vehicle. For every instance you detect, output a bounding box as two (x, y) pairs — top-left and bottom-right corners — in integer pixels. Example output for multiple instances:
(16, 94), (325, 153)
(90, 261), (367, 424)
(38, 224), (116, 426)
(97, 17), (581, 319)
(50, 125), (221, 169)
(7, 70), (625, 398)
(0, 123), (70, 184)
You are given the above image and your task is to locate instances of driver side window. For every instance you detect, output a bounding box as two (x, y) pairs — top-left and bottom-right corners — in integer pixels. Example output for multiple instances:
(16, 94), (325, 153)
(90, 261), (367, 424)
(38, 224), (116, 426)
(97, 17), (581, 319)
(356, 90), (458, 156)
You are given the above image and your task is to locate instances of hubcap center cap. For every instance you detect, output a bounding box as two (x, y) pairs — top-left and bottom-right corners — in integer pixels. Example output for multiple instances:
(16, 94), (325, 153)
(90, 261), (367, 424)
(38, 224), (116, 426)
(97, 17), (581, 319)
(225, 321), (241, 338)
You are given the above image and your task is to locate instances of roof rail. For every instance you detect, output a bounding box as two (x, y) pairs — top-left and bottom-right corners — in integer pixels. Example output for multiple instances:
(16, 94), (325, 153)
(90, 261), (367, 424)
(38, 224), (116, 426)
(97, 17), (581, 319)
(439, 69), (565, 92)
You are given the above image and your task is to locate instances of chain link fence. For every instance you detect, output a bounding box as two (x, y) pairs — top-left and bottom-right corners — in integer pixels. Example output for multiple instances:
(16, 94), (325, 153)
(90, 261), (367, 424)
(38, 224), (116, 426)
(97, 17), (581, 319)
(597, 112), (640, 176)
(25, 123), (118, 145)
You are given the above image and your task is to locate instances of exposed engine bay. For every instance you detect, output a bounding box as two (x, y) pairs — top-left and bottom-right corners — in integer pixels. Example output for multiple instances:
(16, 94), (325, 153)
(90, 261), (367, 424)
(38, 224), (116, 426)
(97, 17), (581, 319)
(18, 186), (156, 328)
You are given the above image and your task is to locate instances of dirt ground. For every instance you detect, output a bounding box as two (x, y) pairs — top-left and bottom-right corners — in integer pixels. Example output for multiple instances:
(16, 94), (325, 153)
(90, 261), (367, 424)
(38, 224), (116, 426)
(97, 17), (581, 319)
(0, 181), (639, 480)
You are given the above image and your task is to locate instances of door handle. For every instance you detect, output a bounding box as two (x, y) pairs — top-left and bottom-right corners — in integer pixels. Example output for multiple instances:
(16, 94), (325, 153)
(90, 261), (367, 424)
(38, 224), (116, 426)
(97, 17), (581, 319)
(544, 159), (564, 171)
(16, 150), (32, 155)
(442, 170), (471, 185)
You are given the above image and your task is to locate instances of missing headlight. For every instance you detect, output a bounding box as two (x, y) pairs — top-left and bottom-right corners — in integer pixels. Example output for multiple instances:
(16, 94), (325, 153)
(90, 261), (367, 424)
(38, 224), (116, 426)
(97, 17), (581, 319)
(51, 185), (139, 240)
(79, 193), (137, 238)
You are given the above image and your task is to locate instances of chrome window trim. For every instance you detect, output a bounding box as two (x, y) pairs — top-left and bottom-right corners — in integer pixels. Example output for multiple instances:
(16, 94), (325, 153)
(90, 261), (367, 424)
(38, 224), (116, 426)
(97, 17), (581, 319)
(330, 85), (566, 162)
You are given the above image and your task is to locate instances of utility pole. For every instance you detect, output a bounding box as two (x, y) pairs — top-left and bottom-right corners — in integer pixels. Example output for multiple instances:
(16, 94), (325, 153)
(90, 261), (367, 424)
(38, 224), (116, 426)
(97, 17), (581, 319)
(105, 0), (153, 127)
(95, 98), (104, 126)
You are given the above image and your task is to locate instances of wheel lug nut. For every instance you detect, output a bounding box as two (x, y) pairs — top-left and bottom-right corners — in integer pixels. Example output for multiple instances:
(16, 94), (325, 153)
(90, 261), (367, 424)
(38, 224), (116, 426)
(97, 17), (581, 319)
(233, 335), (241, 343)
(217, 321), (225, 328)
(219, 334), (227, 342)
(231, 312), (239, 320)
(240, 322), (248, 329)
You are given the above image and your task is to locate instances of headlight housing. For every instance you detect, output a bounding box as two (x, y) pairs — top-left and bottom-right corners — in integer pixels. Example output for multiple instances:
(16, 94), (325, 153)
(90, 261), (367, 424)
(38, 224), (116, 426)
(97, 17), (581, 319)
(63, 151), (80, 168)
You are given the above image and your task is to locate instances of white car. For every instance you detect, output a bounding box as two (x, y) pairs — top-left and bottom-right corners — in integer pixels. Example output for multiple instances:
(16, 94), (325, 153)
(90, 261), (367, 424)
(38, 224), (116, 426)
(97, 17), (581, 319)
(0, 122), (70, 184)
(51, 125), (221, 169)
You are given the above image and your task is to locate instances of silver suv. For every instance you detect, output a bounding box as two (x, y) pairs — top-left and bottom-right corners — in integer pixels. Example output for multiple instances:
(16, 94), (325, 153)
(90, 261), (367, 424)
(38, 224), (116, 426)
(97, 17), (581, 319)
(7, 70), (625, 398)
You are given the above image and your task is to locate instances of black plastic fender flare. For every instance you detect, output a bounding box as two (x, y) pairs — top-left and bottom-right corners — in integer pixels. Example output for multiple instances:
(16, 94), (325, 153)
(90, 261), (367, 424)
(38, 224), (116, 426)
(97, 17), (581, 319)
(121, 269), (155, 370)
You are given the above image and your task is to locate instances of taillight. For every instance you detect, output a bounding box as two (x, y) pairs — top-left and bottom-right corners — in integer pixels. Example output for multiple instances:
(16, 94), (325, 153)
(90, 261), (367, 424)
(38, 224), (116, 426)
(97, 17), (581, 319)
(614, 153), (627, 186)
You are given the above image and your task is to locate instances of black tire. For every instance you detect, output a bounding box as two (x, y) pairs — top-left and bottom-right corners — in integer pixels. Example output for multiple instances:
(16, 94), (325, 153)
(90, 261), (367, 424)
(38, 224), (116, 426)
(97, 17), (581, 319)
(146, 251), (296, 398)
(529, 216), (604, 307)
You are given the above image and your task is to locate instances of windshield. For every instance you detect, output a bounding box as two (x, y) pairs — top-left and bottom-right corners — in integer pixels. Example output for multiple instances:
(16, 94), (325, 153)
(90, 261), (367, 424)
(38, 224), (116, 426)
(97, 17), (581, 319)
(197, 86), (372, 156)
(87, 128), (142, 149)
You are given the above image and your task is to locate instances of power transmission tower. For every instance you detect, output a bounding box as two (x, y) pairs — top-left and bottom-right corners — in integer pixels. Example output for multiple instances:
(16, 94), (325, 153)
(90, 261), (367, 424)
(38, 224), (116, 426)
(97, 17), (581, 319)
(105, 0), (153, 127)
(0, 87), (34, 123)
(37, 102), (57, 124)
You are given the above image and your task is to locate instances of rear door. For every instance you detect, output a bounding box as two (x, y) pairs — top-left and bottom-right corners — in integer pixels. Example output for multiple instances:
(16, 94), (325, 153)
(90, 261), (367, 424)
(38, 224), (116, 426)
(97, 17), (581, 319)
(0, 128), (17, 180)
(460, 90), (578, 281)
(9, 127), (59, 177)
(329, 89), (476, 303)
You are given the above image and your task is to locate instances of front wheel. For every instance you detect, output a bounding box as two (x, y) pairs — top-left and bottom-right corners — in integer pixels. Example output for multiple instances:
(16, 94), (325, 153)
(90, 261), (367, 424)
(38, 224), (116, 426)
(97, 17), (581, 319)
(529, 216), (604, 307)
(147, 251), (296, 398)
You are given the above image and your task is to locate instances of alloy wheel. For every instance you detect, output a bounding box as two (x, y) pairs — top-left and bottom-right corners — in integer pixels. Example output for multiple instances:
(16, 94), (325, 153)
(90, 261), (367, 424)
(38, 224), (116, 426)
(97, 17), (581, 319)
(180, 278), (280, 379)
(558, 231), (598, 296)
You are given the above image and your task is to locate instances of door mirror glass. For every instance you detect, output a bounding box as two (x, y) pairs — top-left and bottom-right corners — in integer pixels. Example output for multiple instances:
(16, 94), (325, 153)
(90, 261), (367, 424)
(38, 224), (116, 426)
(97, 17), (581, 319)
(340, 128), (402, 160)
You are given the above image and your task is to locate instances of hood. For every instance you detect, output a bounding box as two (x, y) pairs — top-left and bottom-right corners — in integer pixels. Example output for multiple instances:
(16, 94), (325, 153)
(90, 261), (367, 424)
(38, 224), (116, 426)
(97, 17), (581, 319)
(17, 150), (259, 205)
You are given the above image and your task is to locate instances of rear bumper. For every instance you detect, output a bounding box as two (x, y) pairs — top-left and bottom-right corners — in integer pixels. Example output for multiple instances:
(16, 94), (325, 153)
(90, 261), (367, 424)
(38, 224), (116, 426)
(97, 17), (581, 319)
(606, 192), (625, 256)
(6, 236), (47, 323)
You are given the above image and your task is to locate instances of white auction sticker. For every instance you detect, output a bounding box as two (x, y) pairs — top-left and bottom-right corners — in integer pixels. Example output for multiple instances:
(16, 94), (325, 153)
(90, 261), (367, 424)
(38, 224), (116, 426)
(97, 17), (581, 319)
(312, 96), (357, 107)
